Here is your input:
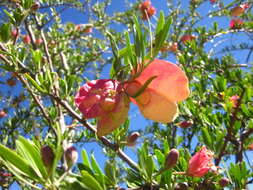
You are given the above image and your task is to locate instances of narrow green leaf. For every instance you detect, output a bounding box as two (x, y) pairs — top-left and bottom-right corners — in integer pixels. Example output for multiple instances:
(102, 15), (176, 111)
(24, 73), (47, 93)
(0, 144), (37, 179)
(80, 171), (104, 190)
(17, 137), (47, 179)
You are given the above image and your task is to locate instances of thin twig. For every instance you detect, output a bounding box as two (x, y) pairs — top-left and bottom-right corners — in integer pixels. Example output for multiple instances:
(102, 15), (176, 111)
(52, 96), (139, 170)
(215, 89), (245, 165)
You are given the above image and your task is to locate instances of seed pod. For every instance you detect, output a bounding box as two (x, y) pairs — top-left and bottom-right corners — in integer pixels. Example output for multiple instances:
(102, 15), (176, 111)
(126, 132), (140, 146)
(41, 145), (55, 168)
(165, 149), (179, 169)
(64, 146), (78, 169)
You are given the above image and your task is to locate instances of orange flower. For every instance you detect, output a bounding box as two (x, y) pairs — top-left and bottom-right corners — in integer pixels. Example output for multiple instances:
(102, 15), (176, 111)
(187, 146), (214, 177)
(139, 1), (156, 20)
(125, 59), (189, 123)
(180, 35), (196, 44)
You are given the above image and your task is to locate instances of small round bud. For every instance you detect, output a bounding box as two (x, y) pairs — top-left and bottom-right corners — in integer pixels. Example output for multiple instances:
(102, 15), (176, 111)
(11, 28), (18, 38)
(64, 146), (78, 169)
(0, 110), (7, 118)
(31, 2), (40, 11)
(6, 78), (16, 86)
(174, 182), (188, 190)
(35, 38), (43, 45)
(177, 120), (193, 128)
(219, 177), (230, 187)
(165, 148), (179, 169)
(23, 35), (31, 44)
(126, 132), (140, 146)
(41, 145), (55, 168)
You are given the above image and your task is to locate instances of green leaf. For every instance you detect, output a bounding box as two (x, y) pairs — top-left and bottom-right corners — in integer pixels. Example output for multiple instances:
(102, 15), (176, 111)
(0, 23), (11, 42)
(81, 149), (91, 169)
(16, 136), (47, 179)
(0, 144), (37, 179)
(201, 127), (212, 149)
(80, 171), (104, 190)
(24, 73), (47, 93)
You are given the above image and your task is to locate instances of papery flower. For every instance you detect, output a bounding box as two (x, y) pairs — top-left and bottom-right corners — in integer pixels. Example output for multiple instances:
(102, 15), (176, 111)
(230, 19), (244, 29)
(230, 3), (249, 17)
(75, 79), (130, 136)
(125, 59), (189, 123)
(187, 146), (214, 177)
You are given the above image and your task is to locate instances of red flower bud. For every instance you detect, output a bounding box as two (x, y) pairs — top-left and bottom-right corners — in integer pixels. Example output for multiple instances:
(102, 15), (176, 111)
(35, 38), (43, 45)
(139, 0), (151, 12)
(64, 146), (78, 169)
(165, 149), (179, 169)
(229, 19), (244, 29)
(23, 35), (31, 44)
(248, 143), (253, 150)
(210, 0), (217, 3)
(126, 132), (140, 146)
(6, 78), (16, 86)
(219, 177), (230, 187)
(11, 28), (18, 38)
(230, 3), (249, 17)
(180, 35), (196, 44)
(176, 120), (193, 128)
(41, 145), (55, 168)
(31, 2), (40, 11)
(83, 26), (93, 33)
(142, 6), (156, 20)
(229, 95), (239, 108)
(0, 110), (7, 118)
(174, 182), (188, 190)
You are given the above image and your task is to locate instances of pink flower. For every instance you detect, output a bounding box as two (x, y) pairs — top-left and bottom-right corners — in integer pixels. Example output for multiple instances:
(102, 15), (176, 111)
(187, 146), (214, 177)
(75, 79), (130, 136)
(230, 19), (244, 29)
(125, 59), (189, 123)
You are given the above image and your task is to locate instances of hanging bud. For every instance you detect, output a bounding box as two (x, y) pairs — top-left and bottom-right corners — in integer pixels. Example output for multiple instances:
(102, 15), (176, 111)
(64, 146), (78, 169)
(31, 2), (40, 12)
(165, 149), (179, 169)
(126, 132), (140, 146)
(176, 120), (193, 128)
(23, 35), (31, 44)
(219, 177), (230, 187)
(174, 182), (188, 190)
(41, 145), (55, 168)
(0, 110), (7, 118)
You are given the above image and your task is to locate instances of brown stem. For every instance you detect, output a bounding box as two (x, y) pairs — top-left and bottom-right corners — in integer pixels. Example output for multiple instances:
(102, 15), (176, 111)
(52, 96), (139, 170)
(215, 89), (245, 165)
